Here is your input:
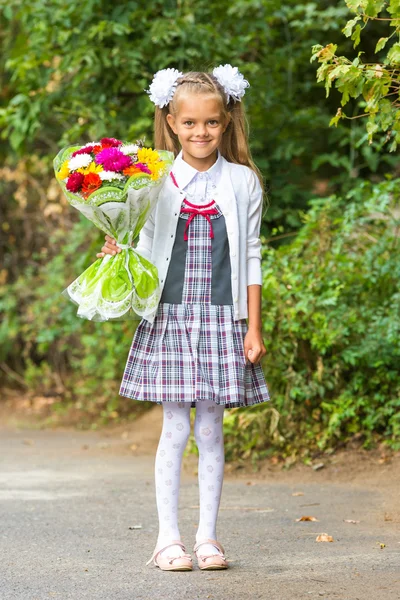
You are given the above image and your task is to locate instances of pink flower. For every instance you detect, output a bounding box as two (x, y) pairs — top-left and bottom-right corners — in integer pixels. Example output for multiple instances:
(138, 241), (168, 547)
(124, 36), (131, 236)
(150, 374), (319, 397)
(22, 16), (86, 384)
(66, 171), (84, 192)
(134, 162), (152, 174)
(95, 147), (132, 172)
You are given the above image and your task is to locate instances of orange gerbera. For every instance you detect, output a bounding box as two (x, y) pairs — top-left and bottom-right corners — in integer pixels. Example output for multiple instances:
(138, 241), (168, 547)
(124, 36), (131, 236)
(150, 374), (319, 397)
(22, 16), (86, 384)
(81, 172), (102, 198)
(123, 165), (142, 176)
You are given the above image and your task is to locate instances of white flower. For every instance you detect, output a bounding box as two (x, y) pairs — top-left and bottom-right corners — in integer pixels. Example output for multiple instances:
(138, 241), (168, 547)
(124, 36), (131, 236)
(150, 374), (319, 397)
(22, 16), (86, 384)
(120, 144), (139, 155)
(82, 141), (97, 148)
(99, 171), (125, 181)
(68, 153), (92, 171)
(147, 68), (183, 108)
(212, 64), (250, 102)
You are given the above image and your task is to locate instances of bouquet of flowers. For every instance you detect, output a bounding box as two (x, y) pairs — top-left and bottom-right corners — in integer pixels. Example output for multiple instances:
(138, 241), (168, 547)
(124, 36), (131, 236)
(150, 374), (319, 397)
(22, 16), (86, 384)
(54, 137), (173, 321)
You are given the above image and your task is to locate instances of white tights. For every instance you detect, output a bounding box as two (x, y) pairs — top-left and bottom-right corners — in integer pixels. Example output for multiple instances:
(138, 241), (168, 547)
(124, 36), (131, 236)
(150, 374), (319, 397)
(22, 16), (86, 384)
(154, 400), (225, 557)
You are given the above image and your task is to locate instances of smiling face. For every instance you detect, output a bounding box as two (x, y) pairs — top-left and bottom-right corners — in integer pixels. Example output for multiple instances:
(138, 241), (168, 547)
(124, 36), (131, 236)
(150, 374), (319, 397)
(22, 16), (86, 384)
(166, 93), (229, 171)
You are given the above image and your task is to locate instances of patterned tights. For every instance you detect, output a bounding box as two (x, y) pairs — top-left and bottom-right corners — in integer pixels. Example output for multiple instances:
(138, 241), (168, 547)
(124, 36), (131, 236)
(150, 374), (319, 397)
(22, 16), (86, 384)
(155, 399), (225, 557)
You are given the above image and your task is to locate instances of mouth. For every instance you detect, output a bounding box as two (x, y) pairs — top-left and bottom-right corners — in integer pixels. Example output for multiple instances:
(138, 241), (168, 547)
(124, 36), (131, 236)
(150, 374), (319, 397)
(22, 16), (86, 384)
(191, 140), (211, 146)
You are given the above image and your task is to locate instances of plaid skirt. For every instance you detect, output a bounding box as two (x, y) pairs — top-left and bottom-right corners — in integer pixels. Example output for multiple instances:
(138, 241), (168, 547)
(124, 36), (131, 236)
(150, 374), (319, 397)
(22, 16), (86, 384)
(119, 199), (270, 409)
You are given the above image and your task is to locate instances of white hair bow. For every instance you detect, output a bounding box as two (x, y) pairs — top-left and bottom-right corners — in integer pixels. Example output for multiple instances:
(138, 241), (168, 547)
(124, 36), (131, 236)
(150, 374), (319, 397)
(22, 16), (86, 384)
(146, 68), (183, 108)
(146, 64), (250, 108)
(212, 64), (250, 102)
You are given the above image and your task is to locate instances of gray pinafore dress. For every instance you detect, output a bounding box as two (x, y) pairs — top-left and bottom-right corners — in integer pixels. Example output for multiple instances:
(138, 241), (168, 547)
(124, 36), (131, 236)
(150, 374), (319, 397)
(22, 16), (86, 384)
(119, 173), (270, 409)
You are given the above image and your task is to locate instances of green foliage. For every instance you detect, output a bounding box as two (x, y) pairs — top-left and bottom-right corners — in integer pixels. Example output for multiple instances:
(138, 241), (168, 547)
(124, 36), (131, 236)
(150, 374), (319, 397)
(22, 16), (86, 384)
(0, 1), (399, 455)
(311, 0), (400, 150)
(0, 0), (397, 230)
(223, 177), (400, 461)
(0, 216), (148, 424)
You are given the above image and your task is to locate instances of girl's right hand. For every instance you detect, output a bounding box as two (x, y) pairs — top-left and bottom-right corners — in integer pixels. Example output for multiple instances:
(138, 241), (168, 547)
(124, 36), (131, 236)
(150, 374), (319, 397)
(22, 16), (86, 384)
(96, 235), (122, 258)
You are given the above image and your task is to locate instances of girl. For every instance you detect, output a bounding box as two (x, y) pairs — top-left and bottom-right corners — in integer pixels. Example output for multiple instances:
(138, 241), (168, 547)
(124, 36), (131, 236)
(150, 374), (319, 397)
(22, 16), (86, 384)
(97, 65), (270, 571)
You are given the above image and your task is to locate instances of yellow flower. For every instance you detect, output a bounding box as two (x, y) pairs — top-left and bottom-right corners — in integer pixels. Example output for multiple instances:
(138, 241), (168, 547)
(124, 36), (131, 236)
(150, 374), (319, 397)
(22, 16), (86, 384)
(58, 160), (70, 180)
(137, 147), (160, 165)
(147, 159), (166, 180)
(77, 161), (103, 175)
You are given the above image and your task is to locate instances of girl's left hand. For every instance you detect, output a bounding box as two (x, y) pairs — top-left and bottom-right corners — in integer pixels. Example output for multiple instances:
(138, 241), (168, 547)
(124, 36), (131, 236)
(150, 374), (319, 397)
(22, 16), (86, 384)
(244, 328), (267, 365)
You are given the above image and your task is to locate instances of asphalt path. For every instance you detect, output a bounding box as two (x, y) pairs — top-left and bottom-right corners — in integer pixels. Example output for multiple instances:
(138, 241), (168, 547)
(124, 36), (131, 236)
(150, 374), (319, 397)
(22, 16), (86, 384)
(0, 427), (399, 600)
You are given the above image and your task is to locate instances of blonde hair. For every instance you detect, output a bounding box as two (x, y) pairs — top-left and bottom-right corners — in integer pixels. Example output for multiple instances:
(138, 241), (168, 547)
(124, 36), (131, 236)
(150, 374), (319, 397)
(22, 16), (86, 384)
(154, 71), (264, 191)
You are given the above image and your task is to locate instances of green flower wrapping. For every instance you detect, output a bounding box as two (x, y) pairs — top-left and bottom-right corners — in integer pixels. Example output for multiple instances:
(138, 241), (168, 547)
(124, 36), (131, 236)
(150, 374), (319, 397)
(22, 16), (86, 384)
(54, 144), (174, 321)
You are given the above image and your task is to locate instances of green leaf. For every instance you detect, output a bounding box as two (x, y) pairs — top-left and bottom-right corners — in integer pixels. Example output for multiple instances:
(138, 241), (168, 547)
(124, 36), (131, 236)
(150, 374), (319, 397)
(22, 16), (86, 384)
(345, 0), (362, 11)
(342, 16), (361, 38)
(375, 37), (389, 53)
(366, 118), (379, 142)
(386, 42), (400, 66)
(364, 0), (386, 17)
(329, 109), (344, 127)
(378, 99), (395, 131)
(387, 0), (400, 16)
(351, 24), (362, 48)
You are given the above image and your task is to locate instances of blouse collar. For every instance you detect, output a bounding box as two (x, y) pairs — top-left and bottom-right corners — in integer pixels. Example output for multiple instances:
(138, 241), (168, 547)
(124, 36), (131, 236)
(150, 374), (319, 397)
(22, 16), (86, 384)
(173, 150), (223, 190)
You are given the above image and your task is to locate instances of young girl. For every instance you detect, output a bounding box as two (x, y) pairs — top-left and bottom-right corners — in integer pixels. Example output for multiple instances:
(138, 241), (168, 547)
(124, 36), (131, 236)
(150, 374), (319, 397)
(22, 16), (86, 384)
(97, 65), (270, 571)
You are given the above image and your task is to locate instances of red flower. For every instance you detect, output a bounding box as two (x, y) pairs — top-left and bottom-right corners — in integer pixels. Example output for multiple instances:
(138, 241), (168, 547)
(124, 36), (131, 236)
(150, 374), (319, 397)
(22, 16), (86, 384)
(66, 172), (84, 193)
(100, 137), (123, 148)
(71, 146), (95, 157)
(81, 173), (102, 198)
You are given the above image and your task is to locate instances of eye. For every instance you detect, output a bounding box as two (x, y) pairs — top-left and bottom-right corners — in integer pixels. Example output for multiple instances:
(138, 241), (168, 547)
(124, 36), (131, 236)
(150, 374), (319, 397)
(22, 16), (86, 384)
(183, 120), (194, 126)
(208, 120), (219, 126)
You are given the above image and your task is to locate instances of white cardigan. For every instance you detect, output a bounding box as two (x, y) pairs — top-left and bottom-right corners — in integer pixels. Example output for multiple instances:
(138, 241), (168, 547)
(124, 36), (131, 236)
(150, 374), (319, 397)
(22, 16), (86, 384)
(136, 154), (263, 324)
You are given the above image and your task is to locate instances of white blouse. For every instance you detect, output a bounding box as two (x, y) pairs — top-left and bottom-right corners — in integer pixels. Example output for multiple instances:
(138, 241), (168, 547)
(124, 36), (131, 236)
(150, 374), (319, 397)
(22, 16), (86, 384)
(173, 150), (223, 205)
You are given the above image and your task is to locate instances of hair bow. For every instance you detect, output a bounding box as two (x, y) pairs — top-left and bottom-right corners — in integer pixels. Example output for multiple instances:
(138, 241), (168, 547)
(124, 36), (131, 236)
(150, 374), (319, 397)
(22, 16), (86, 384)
(212, 64), (250, 102)
(146, 68), (183, 108)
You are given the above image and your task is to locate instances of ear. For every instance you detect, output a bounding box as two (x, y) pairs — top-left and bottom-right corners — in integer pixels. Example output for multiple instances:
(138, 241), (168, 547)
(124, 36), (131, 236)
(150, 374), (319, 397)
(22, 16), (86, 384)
(166, 113), (178, 134)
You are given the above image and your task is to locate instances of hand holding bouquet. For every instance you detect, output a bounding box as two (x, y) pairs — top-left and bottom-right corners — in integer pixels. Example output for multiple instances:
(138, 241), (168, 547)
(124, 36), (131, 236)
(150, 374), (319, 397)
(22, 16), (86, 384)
(54, 138), (173, 321)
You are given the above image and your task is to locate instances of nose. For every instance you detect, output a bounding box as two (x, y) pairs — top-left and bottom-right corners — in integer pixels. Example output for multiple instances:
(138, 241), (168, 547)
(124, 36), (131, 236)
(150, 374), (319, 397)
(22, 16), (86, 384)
(195, 123), (209, 137)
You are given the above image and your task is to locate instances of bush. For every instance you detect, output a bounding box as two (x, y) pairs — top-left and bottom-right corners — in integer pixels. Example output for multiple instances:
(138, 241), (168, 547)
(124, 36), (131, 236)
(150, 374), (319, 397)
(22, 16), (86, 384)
(1, 178), (399, 454)
(224, 176), (400, 462)
(0, 216), (150, 426)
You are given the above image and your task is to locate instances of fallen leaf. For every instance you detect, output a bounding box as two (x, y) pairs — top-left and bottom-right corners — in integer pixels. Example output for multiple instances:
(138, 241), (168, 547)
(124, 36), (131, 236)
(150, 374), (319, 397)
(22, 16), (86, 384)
(344, 519), (360, 524)
(378, 542), (386, 549)
(316, 533), (334, 542)
(246, 481), (256, 486)
(384, 513), (392, 522)
(128, 524), (142, 530)
(312, 462), (325, 471)
(292, 491), (304, 497)
(296, 516), (319, 522)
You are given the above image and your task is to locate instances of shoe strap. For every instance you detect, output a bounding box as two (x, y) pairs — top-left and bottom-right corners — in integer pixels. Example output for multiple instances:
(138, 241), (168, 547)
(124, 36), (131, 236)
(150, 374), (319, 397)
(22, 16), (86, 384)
(193, 538), (225, 557)
(146, 540), (188, 566)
